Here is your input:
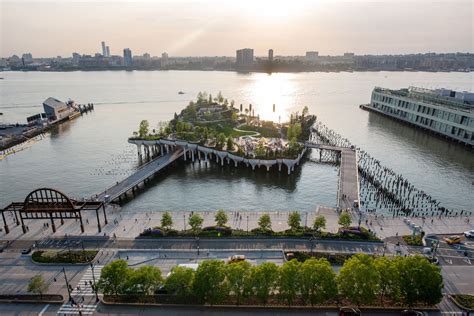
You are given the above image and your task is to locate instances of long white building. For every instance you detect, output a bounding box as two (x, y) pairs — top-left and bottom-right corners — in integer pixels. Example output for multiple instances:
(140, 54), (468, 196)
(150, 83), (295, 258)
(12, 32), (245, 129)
(363, 87), (474, 147)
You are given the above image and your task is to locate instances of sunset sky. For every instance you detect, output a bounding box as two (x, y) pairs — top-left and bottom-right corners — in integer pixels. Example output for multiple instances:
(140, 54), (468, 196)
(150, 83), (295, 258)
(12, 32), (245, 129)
(1, 0), (472, 58)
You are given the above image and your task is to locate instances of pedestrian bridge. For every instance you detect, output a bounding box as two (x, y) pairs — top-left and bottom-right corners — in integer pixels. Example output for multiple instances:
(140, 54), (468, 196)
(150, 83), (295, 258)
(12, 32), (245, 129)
(305, 141), (360, 211)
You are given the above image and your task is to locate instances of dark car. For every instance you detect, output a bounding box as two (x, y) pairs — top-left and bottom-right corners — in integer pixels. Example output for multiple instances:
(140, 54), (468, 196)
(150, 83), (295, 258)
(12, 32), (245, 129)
(401, 310), (427, 316)
(21, 248), (31, 255)
(339, 307), (361, 316)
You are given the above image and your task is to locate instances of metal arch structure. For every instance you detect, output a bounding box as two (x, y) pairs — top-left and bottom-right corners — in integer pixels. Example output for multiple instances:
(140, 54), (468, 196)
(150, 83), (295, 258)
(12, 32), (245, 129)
(1, 188), (107, 234)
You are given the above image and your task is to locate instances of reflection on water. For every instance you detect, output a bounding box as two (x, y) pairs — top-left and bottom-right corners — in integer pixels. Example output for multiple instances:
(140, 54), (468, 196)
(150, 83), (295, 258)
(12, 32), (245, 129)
(0, 71), (472, 212)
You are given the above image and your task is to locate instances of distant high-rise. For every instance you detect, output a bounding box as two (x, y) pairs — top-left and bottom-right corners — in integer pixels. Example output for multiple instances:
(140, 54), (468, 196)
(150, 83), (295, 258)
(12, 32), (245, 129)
(268, 49), (274, 62)
(236, 48), (254, 68)
(161, 52), (169, 67)
(106, 46), (110, 57)
(306, 51), (319, 61)
(123, 48), (133, 67)
(22, 53), (33, 63)
(101, 41), (107, 56)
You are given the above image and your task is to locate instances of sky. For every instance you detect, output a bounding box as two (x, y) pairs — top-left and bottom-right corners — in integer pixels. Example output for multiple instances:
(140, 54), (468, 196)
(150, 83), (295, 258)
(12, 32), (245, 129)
(0, 0), (473, 58)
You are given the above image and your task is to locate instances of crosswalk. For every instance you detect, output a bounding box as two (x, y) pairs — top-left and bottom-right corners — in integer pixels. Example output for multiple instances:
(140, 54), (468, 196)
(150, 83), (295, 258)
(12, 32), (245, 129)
(57, 265), (103, 315)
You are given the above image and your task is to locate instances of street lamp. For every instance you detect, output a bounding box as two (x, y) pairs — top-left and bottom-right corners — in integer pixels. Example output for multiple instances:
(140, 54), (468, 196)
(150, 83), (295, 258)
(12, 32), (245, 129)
(90, 263), (99, 302)
(62, 267), (72, 302)
(246, 216), (249, 233)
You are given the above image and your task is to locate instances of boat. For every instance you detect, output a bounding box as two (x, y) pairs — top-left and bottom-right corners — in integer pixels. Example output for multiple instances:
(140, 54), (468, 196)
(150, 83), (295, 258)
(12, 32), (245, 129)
(178, 91), (185, 95)
(363, 86), (474, 146)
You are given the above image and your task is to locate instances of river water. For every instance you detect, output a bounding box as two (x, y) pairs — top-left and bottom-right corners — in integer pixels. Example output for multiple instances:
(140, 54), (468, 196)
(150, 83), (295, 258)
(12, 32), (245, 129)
(0, 71), (472, 212)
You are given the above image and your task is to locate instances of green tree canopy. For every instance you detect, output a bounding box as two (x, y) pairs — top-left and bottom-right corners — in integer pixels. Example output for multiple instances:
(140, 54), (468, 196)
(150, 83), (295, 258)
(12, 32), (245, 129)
(215, 209), (228, 227)
(278, 259), (301, 305)
(374, 256), (400, 305)
(97, 259), (132, 295)
(226, 137), (234, 151)
(188, 213), (204, 234)
(161, 212), (173, 230)
(225, 260), (252, 305)
(165, 266), (195, 298)
(287, 212), (301, 231)
(216, 133), (227, 150)
(337, 254), (380, 306)
(27, 275), (49, 298)
(313, 215), (326, 232)
(338, 211), (352, 228)
(250, 262), (279, 305)
(127, 266), (163, 295)
(300, 258), (337, 305)
(396, 255), (443, 306)
(138, 120), (149, 138)
(193, 260), (227, 304)
(258, 214), (272, 232)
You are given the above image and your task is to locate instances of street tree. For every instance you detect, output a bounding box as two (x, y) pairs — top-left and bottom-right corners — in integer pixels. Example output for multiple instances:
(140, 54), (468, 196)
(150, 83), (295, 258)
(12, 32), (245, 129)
(396, 255), (443, 306)
(138, 120), (149, 138)
(287, 212), (301, 231)
(300, 258), (337, 305)
(215, 209), (228, 227)
(165, 266), (195, 298)
(313, 215), (326, 232)
(250, 262), (279, 305)
(374, 256), (400, 305)
(258, 214), (272, 232)
(278, 259), (301, 305)
(188, 213), (204, 234)
(97, 259), (132, 295)
(225, 260), (252, 305)
(127, 266), (163, 295)
(338, 211), (352, 228)
(160, 212), (173, 230)
(337, 254), (380, 306)
(193, 260), (227, 304)
(27, 275), (49, 299)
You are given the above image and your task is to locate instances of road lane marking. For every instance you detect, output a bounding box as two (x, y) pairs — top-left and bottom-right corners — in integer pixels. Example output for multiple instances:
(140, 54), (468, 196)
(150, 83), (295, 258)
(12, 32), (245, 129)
(39, 304), (50, 316)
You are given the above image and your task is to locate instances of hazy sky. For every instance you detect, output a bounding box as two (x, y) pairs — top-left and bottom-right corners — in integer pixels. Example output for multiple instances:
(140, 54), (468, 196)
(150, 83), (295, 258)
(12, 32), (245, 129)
(1, 0), (473, 58)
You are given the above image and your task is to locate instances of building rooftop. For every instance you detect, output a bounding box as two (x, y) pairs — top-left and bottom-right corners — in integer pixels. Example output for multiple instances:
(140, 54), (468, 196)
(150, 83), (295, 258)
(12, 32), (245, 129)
(43, 97), (67, 109)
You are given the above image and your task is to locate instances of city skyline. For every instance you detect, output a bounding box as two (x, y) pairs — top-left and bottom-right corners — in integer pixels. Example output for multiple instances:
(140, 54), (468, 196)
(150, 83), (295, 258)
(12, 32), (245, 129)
(1, 0), (472, 58)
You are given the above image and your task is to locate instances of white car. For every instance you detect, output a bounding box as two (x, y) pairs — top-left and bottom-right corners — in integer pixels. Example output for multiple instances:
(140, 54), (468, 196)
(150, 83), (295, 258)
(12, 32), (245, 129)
(464, 230), (474, 238)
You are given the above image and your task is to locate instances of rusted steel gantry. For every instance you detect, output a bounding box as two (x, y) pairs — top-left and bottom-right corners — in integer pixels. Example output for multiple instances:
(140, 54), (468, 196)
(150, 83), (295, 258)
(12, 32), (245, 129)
(1, 188), (107, 234)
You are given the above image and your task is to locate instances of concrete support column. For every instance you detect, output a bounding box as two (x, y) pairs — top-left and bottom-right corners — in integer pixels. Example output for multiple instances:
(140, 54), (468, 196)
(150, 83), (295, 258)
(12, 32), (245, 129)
(191, 150), (195, 162)
(183, 148), (187, 161)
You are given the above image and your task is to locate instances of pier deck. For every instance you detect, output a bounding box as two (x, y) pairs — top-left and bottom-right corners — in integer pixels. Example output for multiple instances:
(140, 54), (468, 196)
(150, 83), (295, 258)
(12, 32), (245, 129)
(305, 141), (359, 211)
(96, 148), (184, 202)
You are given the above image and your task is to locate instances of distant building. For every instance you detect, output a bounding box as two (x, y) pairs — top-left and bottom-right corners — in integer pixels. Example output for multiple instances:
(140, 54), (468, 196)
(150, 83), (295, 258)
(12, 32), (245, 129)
(123, 48), (133, 67)
(306, 51), (319, 61)
(22, 53), (33, 63)
(106, 46), (110, 57)
(236, 48), (254, 68)
(343, 52), (355, 58)
(43, 97), (75, 122)
(161, 52), (169, 67)
(268, 49), (274, 62)
(143, 53), (151, 59)
(101, 41), (107, 57)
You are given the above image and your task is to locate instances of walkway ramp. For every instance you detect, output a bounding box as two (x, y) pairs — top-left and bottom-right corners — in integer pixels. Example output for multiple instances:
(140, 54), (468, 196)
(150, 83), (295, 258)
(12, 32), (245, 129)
(96, 148), (184, 202)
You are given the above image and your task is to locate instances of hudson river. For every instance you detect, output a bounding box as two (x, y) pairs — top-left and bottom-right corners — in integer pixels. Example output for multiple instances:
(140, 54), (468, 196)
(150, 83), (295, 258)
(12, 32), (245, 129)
(0, 71), (472, 212)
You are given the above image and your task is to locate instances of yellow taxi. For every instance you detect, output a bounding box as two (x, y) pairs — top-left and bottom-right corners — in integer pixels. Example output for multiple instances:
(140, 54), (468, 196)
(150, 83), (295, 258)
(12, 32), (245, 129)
(444, 235), (461, 245)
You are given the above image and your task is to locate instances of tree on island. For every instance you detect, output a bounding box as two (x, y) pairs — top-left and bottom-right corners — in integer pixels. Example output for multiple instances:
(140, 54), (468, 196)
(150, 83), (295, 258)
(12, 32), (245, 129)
(226, 137), (234, 151)
(215, 209), (228, 227)
(27, 275), (49, 299)
(188, 213), (204, 234)
(216, 133), (227, 150)
(258, 214), (272, 232)
(138, 120), (149, 137)
(313, 215), (326, 232)
(287, 212), (301, 231)
(338, 211), (352, 228)
(240, 104), (243, 113)
(160, 212), (173, 230)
